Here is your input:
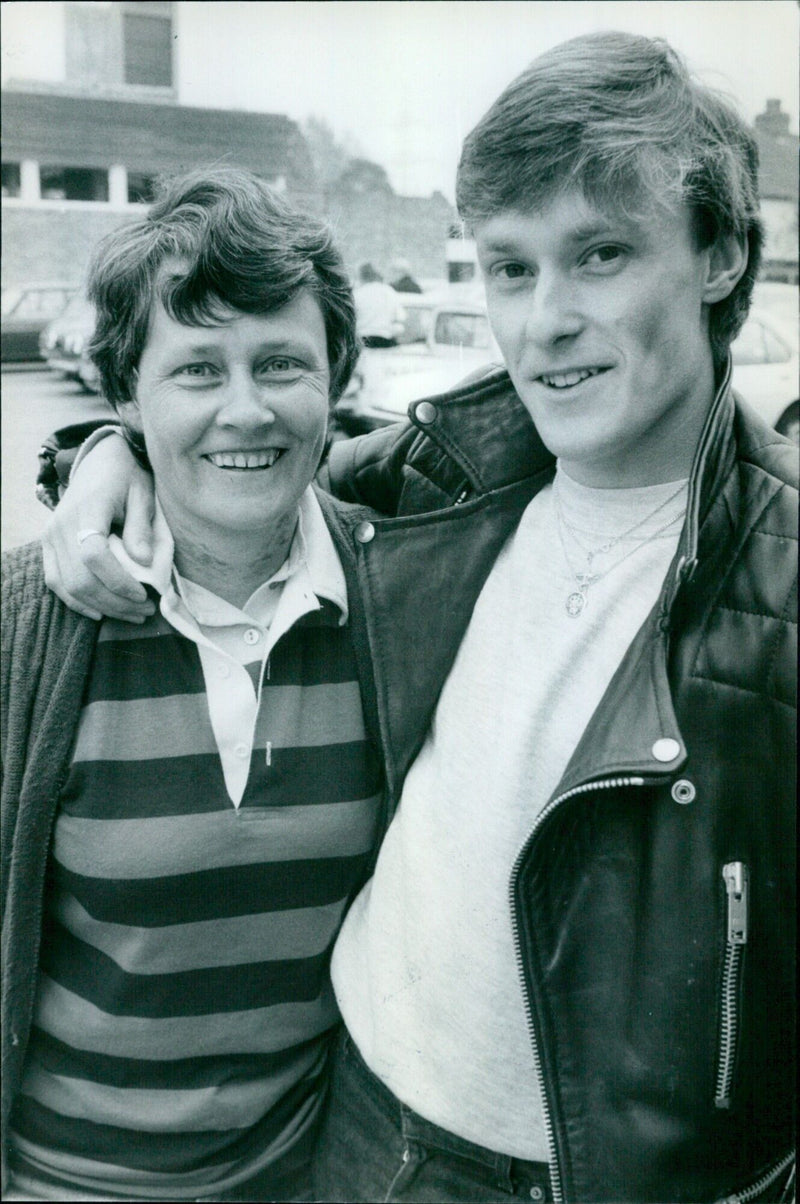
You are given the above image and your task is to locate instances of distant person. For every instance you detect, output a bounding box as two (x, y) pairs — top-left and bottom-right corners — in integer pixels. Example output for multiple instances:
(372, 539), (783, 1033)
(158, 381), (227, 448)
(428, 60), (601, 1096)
(389, 257), (423, 294)
(353, 262), (402, 347)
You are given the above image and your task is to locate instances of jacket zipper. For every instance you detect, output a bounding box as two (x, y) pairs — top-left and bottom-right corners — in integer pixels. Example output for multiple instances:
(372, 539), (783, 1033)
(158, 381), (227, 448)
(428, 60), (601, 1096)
(717, 1150), (795, 1203)
(509, 774), (648, 1204)
(715, 861), (748, 1109)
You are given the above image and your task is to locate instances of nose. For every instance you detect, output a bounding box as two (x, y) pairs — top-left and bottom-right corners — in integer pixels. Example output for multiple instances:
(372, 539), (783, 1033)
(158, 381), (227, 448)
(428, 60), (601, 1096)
(216, 369), (277, 429)
(523, 268), (584, 347)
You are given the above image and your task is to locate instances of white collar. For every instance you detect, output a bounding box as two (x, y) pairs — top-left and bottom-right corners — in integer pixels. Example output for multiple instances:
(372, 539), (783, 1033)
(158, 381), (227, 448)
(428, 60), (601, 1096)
(109, 487), (348, 625)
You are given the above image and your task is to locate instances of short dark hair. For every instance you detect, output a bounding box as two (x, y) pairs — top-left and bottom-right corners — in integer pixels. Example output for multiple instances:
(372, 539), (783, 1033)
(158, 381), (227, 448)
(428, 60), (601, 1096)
(456, 31), (764, 365)
(88, 167), (359, 407)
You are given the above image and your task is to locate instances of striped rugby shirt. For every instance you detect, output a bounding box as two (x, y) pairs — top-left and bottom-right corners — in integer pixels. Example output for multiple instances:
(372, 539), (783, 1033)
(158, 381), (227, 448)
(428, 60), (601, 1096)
(10, 490), (382, 1200)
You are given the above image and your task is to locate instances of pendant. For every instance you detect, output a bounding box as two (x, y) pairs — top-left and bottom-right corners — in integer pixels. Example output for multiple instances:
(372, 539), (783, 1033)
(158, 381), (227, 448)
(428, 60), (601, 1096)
(566, 590), (586, 617)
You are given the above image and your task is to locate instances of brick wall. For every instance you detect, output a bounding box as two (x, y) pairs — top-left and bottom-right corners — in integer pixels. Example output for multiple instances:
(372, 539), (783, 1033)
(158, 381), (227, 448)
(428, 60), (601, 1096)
(325, 189), (456, 283)
(3, 188), (457, 291)
(1, 206), (142, 287)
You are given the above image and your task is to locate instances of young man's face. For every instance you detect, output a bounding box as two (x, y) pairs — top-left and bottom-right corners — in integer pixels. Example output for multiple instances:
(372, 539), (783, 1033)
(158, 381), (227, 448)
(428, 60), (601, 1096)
(476, 189), (734, 487)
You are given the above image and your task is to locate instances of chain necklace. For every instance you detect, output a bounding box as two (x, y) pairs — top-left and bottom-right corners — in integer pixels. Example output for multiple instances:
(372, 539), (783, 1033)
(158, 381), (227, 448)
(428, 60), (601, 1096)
(554, 477), (687, 618)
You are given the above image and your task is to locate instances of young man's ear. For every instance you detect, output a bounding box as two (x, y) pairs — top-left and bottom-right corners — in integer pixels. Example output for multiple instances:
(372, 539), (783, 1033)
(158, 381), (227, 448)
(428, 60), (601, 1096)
(702, 231), (748, 304)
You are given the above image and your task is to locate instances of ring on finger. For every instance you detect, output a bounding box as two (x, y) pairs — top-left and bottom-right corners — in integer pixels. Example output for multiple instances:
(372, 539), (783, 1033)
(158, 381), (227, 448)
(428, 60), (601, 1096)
(77, 528), (105, 546)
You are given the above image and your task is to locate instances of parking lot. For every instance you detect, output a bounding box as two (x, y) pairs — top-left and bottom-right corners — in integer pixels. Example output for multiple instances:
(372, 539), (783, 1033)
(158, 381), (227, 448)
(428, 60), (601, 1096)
(1, 365), (113, 551)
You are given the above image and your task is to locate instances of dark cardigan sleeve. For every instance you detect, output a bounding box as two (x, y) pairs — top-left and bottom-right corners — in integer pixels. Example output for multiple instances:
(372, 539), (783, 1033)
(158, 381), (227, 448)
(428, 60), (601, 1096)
(1, 542), (99, 1179)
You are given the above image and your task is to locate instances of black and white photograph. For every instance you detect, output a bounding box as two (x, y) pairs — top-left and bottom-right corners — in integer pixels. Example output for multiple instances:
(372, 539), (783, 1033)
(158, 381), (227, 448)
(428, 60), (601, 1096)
(2, 3), (797, 1202)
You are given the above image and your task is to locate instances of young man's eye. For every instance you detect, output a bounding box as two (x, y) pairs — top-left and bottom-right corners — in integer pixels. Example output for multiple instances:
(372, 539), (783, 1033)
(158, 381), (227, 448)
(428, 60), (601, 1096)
(492, 262), (529, 280)
(583, 244), (625, 268)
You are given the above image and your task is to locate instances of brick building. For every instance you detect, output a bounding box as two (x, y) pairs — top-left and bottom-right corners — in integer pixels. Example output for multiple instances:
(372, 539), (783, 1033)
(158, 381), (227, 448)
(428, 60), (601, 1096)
(754, 99), (799, 283)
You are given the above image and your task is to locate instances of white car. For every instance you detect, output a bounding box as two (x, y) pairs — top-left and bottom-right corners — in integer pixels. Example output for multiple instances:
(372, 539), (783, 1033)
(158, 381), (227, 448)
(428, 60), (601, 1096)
(335, 296), (501, 434)
(730, 305), (798, 442)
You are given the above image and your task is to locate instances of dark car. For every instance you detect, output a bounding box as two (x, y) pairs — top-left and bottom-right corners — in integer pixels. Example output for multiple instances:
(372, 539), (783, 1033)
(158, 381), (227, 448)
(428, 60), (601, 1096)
(1, 283), (79, 363)
(39, 294), (96, 380)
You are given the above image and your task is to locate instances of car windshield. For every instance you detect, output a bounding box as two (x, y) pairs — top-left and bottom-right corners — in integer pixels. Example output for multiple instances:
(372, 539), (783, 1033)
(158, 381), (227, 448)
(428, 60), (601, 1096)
(396, 303), (434, 344)
(433, 310), (492, 350)
(60, 293), (95, 320)
(1, 289), (23, 317)
(731, 317), (792, 366)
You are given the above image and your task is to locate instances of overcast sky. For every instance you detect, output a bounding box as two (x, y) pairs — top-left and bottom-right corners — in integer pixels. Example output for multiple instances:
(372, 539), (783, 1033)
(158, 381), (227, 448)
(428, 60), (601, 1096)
(3, 1), (798, 199)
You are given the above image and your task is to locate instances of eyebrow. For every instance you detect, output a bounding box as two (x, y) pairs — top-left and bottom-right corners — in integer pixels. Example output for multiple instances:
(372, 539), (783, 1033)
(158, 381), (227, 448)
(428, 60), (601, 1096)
(173, 336), (319, 358)
(563, 220), (623, 243)
(478, 218), (631, 255)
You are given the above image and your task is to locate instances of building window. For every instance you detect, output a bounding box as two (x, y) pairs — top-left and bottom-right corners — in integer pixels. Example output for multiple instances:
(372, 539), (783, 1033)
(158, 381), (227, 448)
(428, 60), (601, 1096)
(123, 9), (172, 86)
(2, 163), (21, 198)
(127, 172), (158, 204)
(40, 167), (110, 202)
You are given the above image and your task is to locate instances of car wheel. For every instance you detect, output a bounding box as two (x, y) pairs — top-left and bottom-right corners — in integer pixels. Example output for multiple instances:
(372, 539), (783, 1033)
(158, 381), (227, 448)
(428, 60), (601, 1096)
(775, 400), (799, 445)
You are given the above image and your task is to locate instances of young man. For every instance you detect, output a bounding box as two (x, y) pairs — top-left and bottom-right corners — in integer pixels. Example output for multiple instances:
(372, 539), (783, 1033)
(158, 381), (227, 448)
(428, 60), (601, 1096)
(36, 32), (796, 1204)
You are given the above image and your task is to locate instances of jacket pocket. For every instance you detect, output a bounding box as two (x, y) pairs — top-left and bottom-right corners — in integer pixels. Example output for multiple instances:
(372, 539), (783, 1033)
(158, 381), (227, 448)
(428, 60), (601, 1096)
(715, 861), (748, 1109)
(715, 1150), (795, 1203)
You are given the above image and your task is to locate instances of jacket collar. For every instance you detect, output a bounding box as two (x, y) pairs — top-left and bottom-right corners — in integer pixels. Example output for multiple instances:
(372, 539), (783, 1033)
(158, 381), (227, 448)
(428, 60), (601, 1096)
(408, 359), (738, 611)
(402, 360), (739, 792)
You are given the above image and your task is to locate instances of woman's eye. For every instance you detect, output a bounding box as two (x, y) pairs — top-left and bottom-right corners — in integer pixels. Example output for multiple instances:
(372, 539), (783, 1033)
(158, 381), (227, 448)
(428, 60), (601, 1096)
(180, 362), (216, 379)
(258, 357), (302, 377)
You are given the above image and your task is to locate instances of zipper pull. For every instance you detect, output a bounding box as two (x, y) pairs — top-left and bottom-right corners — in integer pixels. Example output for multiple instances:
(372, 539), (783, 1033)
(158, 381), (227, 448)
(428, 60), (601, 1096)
(722, 862), (748, 944)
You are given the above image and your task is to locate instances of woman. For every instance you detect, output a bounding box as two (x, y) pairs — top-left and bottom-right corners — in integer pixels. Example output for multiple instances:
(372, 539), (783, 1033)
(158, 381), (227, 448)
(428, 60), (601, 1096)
(1, 169), (384, 1201)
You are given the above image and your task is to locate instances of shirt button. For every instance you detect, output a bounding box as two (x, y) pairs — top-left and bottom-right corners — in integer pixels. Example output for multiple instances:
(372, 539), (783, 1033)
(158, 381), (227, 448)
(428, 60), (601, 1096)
(243, 628), (261, 645)
(652, 737), (681, 763)
(217, 663), (231, 678)
(234, 743), (249, 759)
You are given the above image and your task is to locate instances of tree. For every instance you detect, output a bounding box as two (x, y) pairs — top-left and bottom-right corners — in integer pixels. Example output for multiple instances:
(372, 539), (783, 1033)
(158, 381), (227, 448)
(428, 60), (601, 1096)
(334, 158), (394, 196)
(302, 116), (364, 191)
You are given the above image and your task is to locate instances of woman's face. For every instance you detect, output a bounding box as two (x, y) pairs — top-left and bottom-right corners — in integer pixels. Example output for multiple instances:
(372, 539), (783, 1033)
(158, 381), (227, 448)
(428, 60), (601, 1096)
(126, 289), (331, 550)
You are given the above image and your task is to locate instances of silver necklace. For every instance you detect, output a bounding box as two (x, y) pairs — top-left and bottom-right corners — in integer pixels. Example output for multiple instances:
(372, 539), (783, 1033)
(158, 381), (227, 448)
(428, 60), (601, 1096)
(554, 478), (687, 618)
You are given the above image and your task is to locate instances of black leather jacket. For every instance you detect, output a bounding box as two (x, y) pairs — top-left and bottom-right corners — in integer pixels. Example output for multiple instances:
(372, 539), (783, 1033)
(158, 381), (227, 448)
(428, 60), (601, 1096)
(323, 365), (797, 1203)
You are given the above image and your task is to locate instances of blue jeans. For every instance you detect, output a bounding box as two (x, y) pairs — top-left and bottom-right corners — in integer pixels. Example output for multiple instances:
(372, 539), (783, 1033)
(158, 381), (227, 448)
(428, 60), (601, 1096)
(312, 1029), (553, 1203)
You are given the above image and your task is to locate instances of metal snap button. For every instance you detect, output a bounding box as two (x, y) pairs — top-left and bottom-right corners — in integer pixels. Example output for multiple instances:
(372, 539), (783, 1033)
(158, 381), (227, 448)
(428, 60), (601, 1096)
(415, 401), (437, 425)
(529, 1188), (545, 1201)
(355, 521), (375, 544)
(652, 737), (681, 763)
(671, 779), (696, 804)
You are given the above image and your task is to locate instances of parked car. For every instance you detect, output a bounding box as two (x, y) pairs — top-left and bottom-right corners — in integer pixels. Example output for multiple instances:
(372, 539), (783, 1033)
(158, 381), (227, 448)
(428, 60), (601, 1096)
(731, 306), (798, 443)
(77, 347), (101, 394)
(335, 297), (501, 434)
(39, 294), (96, 380)
(1, 282), (78, 362)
